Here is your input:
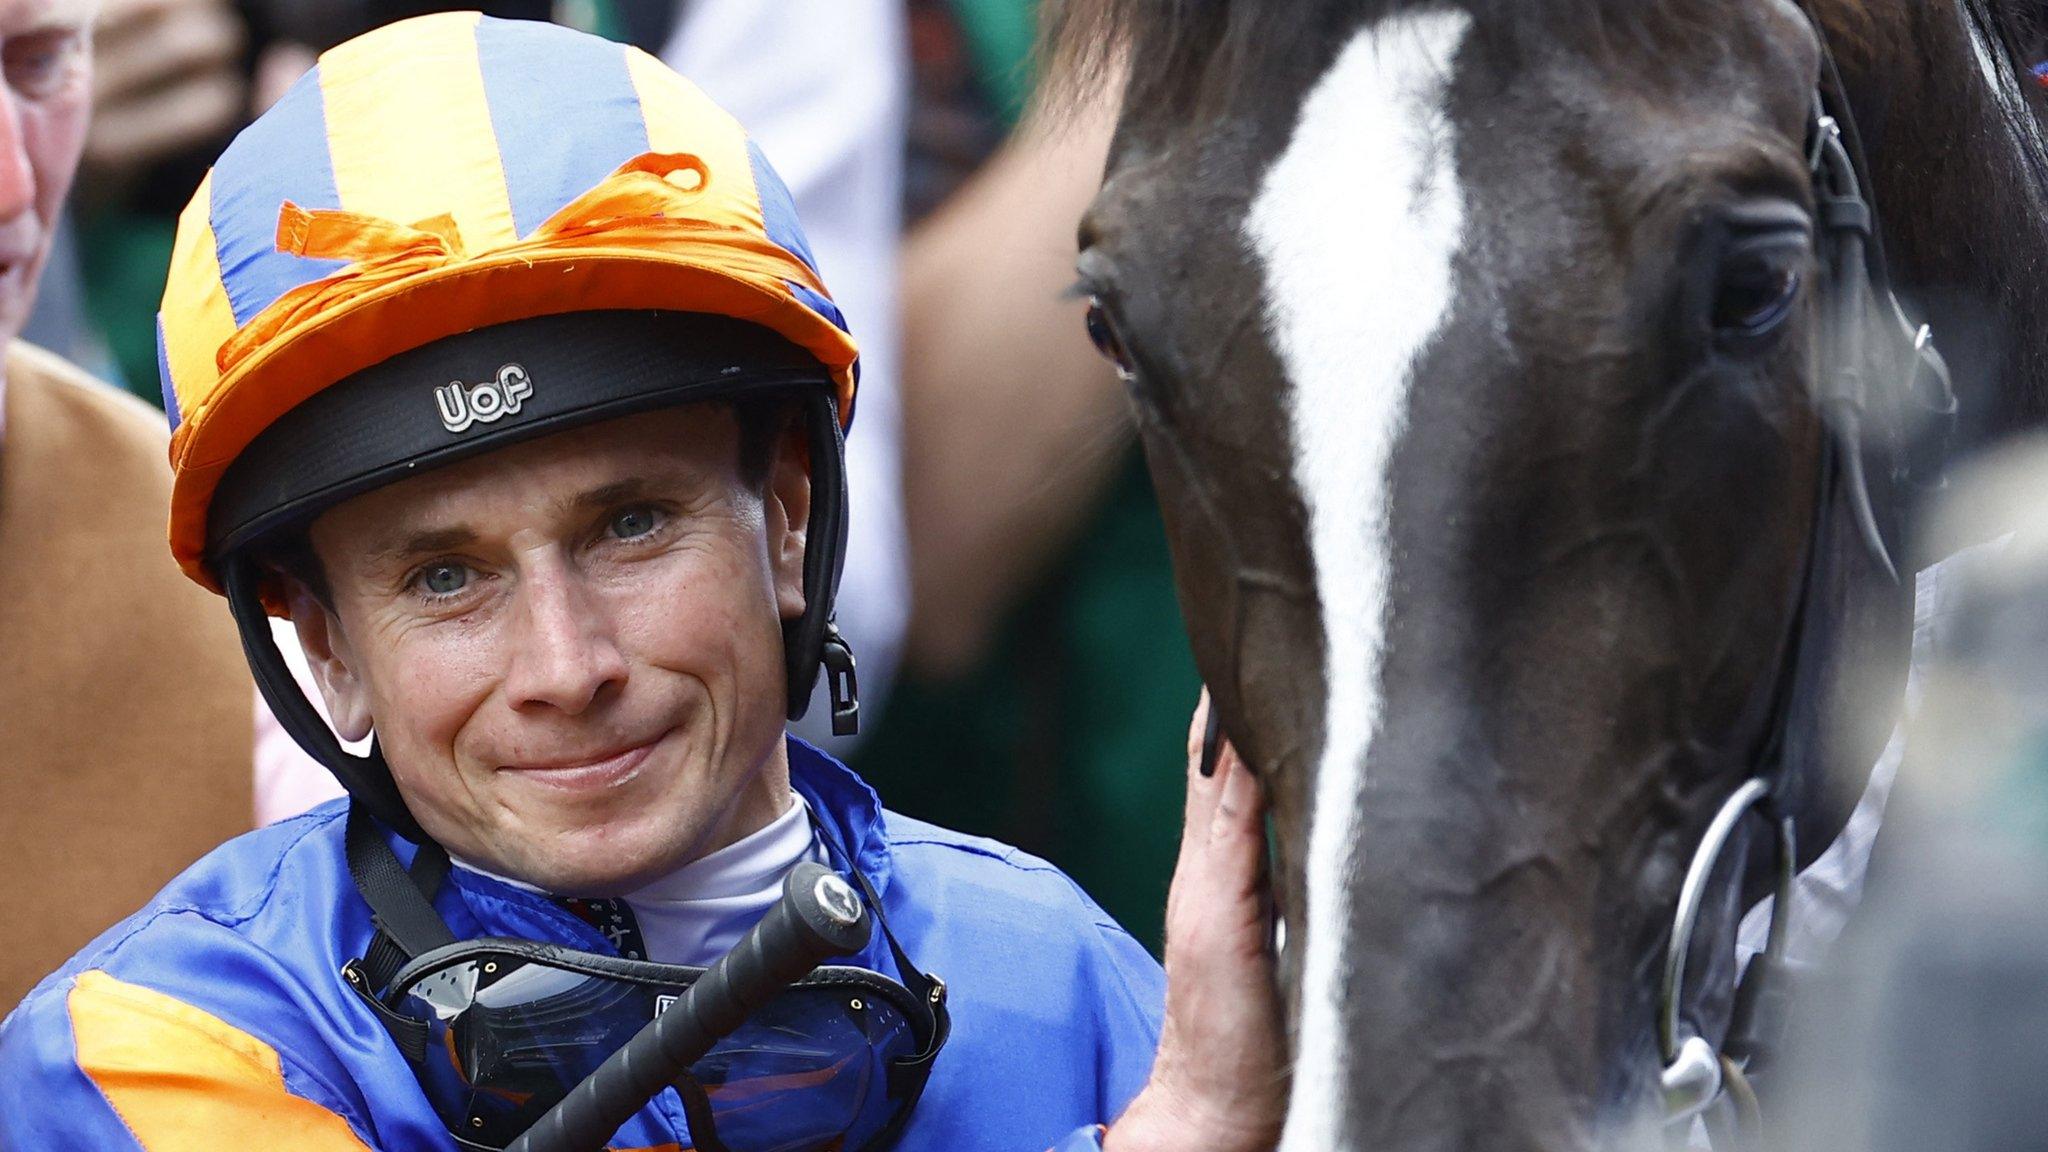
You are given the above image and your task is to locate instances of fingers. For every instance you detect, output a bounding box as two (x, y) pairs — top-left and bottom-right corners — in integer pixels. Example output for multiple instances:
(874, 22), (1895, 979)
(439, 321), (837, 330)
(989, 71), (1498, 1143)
(94, 0), (246, 106)
(85, 73), (243, 171)
(1118, 695), (1288, 1152)
(89, 0), (249, 174)
(1211, 743), (1263, 855)
(1170, 689), (1269, 945)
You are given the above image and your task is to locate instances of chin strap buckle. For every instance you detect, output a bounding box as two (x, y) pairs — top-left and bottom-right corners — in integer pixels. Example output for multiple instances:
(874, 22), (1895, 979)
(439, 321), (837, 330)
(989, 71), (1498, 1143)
(821, 624), (860, 737)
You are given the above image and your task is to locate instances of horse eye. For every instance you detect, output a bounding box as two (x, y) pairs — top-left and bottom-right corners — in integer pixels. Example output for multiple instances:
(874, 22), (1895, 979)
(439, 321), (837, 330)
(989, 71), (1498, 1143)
(1713, 266), (1800, 337)
(1084, 298), (1139, 381)
(1705, 219), (1808, 356)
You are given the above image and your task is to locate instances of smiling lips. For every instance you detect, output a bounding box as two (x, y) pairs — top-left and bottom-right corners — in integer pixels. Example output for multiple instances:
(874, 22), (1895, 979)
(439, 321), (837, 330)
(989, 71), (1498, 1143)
(498, 732), (670, 791)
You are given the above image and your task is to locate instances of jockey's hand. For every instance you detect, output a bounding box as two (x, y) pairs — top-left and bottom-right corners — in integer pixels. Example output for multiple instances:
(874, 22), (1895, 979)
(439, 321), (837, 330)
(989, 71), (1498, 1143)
(1105, 692), (1288, 1152)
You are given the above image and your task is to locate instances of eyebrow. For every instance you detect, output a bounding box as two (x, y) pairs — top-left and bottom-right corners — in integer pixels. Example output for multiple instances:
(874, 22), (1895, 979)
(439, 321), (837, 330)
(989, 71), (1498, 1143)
(568, 479), (659, 513)
(17, 0), (94, 32)
(364, 477), (674, 565)
(371, 526), (479, 565)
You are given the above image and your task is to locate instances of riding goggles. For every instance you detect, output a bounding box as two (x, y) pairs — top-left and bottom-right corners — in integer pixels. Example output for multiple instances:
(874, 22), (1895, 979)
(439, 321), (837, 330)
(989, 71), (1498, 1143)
(340, 806), (948, 1152)
(360, 932), (947, 1152)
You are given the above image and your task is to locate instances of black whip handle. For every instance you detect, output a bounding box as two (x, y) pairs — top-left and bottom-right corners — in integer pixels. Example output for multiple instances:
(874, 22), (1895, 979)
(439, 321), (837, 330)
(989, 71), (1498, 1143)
(507, 861), (873, 1152)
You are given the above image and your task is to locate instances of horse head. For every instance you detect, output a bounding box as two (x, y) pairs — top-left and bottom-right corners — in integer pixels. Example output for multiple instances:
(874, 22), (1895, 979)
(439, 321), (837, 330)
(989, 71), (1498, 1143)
(1056, 0), (2038, 1145)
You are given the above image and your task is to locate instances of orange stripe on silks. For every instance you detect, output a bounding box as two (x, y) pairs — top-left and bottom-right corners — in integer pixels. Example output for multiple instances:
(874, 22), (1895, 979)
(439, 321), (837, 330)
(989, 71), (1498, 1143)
(158, 172), (240, 430)
(320, 11), (518, 255)
(68, 971), (375, 1151)
(622, 48), (765, 237)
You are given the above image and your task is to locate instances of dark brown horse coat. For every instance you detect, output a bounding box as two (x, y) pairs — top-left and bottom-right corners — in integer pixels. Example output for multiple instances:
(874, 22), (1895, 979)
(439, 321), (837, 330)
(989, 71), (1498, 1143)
(0, 342), (253, 1011)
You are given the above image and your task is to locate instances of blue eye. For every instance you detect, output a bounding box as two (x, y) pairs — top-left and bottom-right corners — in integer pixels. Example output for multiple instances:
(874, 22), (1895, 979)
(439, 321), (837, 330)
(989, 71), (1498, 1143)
(609, 508), (660, 540)
(419, 564), (468, 597)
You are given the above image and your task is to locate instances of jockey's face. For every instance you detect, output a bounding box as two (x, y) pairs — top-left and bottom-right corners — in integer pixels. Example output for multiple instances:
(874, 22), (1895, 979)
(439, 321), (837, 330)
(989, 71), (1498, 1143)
(0, 0), (91, 346)
(292, 405), (810, 895)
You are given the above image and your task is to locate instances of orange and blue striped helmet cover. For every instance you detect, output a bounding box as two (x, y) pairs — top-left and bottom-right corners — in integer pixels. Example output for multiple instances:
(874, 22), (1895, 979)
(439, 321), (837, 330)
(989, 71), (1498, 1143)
(158, 11), (860, 592)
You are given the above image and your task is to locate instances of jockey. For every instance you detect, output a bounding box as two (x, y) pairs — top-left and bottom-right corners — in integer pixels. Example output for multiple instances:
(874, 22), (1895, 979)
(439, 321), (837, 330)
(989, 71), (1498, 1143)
(0, 16), (1285, 1151)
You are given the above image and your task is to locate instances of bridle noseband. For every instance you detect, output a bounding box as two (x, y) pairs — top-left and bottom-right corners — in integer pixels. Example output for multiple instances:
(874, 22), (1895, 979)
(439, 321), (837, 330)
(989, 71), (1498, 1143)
(1654, 13), (1958, 1143)
(1656, 781), (1796, 1134)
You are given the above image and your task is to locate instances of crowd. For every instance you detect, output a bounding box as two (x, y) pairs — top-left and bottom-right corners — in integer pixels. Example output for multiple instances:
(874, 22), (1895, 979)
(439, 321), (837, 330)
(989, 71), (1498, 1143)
(9, 0), (1196, 991)
(0, 2), (1247, 1148)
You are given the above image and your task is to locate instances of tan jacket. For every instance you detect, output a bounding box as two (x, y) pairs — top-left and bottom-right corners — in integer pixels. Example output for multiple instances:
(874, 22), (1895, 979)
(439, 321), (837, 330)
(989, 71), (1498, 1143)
(0, 343), (253, 1011)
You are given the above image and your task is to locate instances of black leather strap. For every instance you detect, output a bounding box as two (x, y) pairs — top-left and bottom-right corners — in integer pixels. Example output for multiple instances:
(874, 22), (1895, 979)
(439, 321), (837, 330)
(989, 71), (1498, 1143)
(226, 557), (431, 843)
(342, 804), (455, 1063)
(345, 804), (455, 987)
(806, 813), (949, 1105)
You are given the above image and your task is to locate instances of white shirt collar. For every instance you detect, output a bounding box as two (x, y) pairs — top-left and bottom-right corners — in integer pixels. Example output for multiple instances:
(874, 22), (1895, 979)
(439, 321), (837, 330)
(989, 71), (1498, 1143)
(453, 790), (821, 966)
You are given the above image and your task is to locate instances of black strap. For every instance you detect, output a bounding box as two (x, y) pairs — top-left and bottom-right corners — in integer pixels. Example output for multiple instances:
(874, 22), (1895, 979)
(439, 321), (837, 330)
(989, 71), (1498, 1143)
(806, 813), (949, 1102)
(346, 804), (455, 960)
(343, 804), (456, 1063)
(224, 555), (430, 843)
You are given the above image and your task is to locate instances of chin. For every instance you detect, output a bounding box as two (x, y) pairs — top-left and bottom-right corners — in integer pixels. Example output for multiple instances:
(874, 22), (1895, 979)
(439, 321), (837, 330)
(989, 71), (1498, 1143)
(514, 819), (695, 898)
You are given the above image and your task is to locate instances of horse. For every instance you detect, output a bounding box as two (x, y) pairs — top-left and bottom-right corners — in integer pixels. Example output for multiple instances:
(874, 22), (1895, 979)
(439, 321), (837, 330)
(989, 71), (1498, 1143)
(1052, 0), (2048, 1147)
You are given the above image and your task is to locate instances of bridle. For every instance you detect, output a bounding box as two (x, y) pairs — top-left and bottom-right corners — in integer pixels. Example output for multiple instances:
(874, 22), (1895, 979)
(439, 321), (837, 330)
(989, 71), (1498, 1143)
(1652, 10), (1959, 1144)
(1194, 6), (1961, 1146)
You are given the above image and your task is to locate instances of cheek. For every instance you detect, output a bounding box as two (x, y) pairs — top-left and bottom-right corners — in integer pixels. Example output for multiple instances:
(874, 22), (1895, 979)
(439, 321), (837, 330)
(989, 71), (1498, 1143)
(22, 95), (87, 218)
(367, 628), (498, 759)
(616, 535), (784, 683)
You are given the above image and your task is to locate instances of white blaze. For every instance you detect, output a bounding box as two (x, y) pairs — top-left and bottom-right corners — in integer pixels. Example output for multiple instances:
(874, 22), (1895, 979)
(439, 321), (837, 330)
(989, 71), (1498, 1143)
(1244, 10), (1472, 1150)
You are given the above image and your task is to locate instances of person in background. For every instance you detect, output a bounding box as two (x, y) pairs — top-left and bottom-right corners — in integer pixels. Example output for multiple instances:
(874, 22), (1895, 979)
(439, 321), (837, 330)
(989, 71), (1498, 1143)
(657, 0), (910, 752)
(856, 2), (1191, 952)
(0, 0), (282, 1011)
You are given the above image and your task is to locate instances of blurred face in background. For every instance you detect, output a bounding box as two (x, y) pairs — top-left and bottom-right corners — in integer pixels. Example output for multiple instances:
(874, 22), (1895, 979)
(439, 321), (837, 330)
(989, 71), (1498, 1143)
(0, 0), (90, 347)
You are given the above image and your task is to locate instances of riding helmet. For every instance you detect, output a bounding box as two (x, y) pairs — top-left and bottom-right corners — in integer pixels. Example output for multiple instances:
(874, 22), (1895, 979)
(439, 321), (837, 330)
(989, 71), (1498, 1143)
(156, 13), (861, 842)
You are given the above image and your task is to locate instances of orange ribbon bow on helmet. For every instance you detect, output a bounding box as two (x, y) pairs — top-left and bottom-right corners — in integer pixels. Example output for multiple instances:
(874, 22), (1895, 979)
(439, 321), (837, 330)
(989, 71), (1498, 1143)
(216, 152), (831, 375)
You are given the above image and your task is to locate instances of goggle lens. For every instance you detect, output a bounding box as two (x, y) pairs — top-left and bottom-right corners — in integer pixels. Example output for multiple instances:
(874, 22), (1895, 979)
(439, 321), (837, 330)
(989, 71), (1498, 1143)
(393, 950), (927, 1151)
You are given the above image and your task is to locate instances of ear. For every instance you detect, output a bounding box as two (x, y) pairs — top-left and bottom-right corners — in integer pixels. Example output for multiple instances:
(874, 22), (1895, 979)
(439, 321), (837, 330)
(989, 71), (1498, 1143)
(284, 581), (376, 743)
(763, 421), (812, 622)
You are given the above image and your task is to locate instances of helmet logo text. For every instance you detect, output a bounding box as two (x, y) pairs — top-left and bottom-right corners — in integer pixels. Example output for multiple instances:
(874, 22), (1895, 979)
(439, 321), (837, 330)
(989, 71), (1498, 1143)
(435, 364), (534, 433)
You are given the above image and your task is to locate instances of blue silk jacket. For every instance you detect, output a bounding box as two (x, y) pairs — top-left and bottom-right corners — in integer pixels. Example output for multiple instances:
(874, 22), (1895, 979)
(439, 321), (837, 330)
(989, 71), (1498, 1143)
(0, 740), (1161, 1150)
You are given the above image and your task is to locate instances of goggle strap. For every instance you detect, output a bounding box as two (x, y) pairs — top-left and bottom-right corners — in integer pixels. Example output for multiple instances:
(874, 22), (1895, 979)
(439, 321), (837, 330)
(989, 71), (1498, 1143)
(810, 815), (950, 1103)
(346, 803), (456, 988)
(341, 958), (432, 1063)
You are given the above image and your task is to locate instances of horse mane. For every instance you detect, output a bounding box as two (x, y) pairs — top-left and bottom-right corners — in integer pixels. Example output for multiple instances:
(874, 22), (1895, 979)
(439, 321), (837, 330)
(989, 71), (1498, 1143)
(1960, 0), (2048, 74)
(1046, 0), (1770, 110)
(1951, 0), (2048, 189)
(1044, 0), (2048, 119)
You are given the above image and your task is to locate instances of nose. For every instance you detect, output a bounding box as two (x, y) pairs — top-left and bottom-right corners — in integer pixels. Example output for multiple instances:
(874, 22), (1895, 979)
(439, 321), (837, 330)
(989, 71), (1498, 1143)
(0, 90), (35, 222)
(502, 564), (629, 716)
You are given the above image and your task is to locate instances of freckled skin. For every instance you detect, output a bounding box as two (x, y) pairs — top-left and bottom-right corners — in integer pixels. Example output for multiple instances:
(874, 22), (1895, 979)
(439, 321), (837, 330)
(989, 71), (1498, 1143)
(291, 406), (811, 896)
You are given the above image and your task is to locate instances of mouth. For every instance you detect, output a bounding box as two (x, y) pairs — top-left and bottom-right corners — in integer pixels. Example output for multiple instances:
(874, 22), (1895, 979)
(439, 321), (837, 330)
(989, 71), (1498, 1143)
(497, 730), (673, 792)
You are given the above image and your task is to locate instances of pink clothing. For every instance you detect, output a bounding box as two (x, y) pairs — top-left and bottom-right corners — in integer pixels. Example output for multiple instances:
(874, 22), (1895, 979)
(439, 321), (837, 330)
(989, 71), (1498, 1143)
(254, 688), (346, 823)
(254, 618), (348, 824)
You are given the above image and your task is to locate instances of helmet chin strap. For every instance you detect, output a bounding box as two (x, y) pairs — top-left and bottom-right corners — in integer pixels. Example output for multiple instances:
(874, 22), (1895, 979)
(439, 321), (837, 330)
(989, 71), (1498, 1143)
(223, 554), (430, 843)
(782, 390), (860, 736)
